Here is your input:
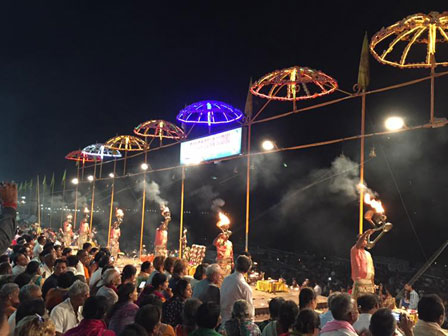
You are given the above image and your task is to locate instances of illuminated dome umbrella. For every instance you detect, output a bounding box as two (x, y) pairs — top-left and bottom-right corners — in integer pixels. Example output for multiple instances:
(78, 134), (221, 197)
(176, 100), (244, 126)
(133, 120), (186, 257)
(82, 143), (122, 178)
(370, 11), (448, 124)
(104, 135), (148, 175)
(65, 150), (100, 228)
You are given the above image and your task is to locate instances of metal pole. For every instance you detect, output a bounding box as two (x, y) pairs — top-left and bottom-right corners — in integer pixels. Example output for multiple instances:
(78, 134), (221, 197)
(60, 177), (66, 228)
(123, 151), (128, 176)
(49, 180), (54, 228)
(358, 92), (366, 234)
(73, 164), (80, 230)
(139, 147), (148, 258)
(107, 160), (117, 247)
(89, 162), (97, 231)
(179, 166), (185, 257)
(244, 123), (252, 252)
(430, 60), (435, 124)
(37, 175), (41, 226)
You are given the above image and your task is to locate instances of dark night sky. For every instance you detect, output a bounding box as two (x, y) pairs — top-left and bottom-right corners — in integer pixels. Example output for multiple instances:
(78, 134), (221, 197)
(1, 1), (448, 262)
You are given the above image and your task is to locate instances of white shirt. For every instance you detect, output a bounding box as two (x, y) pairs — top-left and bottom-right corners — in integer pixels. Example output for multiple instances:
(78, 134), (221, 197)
(33, 243), (43, 258)
(353, 313), (371, 334)
(220, 271), (254, 324)
(8, 311), (16, 336)
(40, 263), (52, 281)
(76, 262), (85, 277)
(50, 298), (83, 333)
(12, 265), (26, 276)
(89, 267), (103, 289)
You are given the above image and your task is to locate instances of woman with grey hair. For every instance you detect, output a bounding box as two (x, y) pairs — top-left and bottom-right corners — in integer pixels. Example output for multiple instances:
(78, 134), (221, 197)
(0, 282), (19, 318)
(96, 268), (120, 307)
(223, 299), (261, 336)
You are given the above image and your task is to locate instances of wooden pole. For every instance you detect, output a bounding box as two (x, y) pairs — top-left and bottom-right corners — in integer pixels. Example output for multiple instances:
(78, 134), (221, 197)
(107, 160), (117, 247)
(358, 92), (366, 234)
(139, 145), (149, 258)
(244, 123), (252, 252)
(89, 161), (97, 231)
(60, 176), (66, 228)
(37, 175), (41, 226)
(179, 166), (185, 257)
(73, 164), (80, 230)
(49, 179), (54, 228)
(430, 58), (435, 124)
(123, 151), (128, 176)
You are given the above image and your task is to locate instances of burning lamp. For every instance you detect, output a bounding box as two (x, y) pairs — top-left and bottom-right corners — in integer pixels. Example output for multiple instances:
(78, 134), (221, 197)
(364, 209), (393, 249)
(109, 173), (115, 178)
(141, 163), (149, 171)
(71, 178), (79, 185)
(385, 116), (405, 131)
(87, 175), (94, 182)
(261, 140), (276, 151)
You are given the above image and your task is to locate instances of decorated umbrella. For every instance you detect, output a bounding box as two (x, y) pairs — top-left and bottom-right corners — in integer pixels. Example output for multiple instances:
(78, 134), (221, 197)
(176, 100), (244, 126)
(370, 11), (448, 124)
(134, 120), (187, 257)
(65, 150), (100, 228)
(104, 135), (147, 175)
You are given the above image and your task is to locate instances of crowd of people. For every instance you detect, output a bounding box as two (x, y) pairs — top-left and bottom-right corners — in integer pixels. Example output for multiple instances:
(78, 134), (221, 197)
(2, 183), (448, 336)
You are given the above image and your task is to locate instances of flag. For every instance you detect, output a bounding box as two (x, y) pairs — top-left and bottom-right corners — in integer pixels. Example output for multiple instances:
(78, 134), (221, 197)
(244, 78), (253, 120)
(61, 170), (66, 185)
(357, 32), (370, 91)
(50, 173), (55, 189)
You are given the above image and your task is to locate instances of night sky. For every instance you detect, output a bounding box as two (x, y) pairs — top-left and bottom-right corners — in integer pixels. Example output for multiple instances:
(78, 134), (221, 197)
(1, 1), (448, 262)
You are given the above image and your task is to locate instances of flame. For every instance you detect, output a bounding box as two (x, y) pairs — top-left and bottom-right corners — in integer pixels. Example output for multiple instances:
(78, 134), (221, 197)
(217, 212), (230, 230)
(364, 193), (384, 213)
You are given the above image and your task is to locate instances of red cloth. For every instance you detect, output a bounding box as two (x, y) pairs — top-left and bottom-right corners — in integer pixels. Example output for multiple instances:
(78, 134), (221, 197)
(63, 319), (115, 336)
(350, 245), (372, 282)
(2, 202), (17, 210)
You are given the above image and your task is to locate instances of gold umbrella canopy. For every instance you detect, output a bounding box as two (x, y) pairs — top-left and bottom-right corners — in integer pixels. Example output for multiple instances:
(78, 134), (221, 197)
(250, 66), (338, 101)
(370, 11), (448, 68)
(104, 135), (148, 151)
(134, 120), (186, 141)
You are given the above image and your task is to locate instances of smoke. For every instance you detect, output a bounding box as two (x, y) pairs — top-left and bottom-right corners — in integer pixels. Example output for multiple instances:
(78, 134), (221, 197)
(137, 180), (167, 206)
(211, 198), (225, 212)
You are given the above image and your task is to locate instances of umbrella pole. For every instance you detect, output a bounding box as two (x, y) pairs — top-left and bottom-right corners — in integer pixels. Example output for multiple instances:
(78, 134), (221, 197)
(89, 161), (97, 231)
(179, 166), (185, 257)
(244, 122), (251, 252)
(123, 151), (128, 176)
(99, 160), (103, 179)
(430, 57), (435, 124)
(60, 177), (66, 229)
(37, 175), (41, 226)
(73, 164), (80, 230)
(107, 160), (117, 247)
(358, 91), (366, 235)
(139, 145), (148, 258)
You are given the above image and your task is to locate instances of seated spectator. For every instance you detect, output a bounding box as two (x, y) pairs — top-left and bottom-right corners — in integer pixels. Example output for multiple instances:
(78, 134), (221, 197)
(320, 293), (358, 336)
(108, 283), (139, 335)
(299, 287), (317, 311)
(164, 257), (176, 282)
(50, 280), (89, 335)
(33, 235), (46, 258)
(169, 260), (187, 290)
(162, 279), (192, 327)
(15, 314), (55, 336)
(66, 255), (81, 275)
(290, 309), (320, 336)
(190, 264), (208, 289)
(382, 287), (396, 310)
(15, 298), (46, 326)
(96, 268), (121, 307)
(45, 271), (76, 312)
(62, 247), (72, 259)
(276, 301), (299, 336)
(414, 294), (447, 336)
(135, 304), (162, 336)
(0, 261), (12, 275)
(40, 250), (56, 281)
(319, 292), (340, 330)
(352, 294), (379, 334)
(174, 298), (202, 336)
(14, 271), (33, 288)
(64, 296), (115, 336)
(137, 261), (152, 291)
(42, 259), (67, 299)
(224, 299), (261, 336)
(258, 297), (285, 332)
(369, 308), (411, 336)
(120, 323), (149, 336)
(83, 242), (93, 253)
(0, 283), (20, 318)
(77, 249), (91, 282)
(8, 283), (42, 335)
(138, 272), (170, 305)
(12, 252), (28, 275)
(148, 256), (165, 284)
(136, 294), (175, 336)
(54, 245), (63, 259)
(25, 260), (44, 287)
(192, 264), (222, 305)
(122, 265), (137, 285)
(190, 302), (221, 336)
(89, 255), (110, 290)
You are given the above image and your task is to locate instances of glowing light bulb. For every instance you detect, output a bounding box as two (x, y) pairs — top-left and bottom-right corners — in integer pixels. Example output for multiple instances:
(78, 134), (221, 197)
(87, 175), (94, 182)
(109, 173), (115, 178)
(71, 178), (79, 185)
(141, 163), (149, 171)
(262, 140), (275, 151)
(385, 116), (405, 131)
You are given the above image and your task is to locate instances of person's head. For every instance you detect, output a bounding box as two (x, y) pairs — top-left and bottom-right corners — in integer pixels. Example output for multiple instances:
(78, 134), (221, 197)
(173, 259), (188, 277)
(98, 255), (111, 268)
(14, 314), (55, 336)
(268, 297), (285, 320)
(418, 294), (445, 325)
(77, 249), (90, 266)
(231, 299), (251, 320)
(0, 282), (20, 306)
(83, 296), (109, 320)
(205, 264), (222, 285)
(357, 294), (380, 314)
(83, 242), (93, 252)
(138, 294), (163, 309)
(294, 309), (320, 336)
(196, 302), (220, 329)
(68, 280), (90, 307)
(103, 268), (121, 287)
(0, 262), (12, 275)
(151, 272), (168, 291)
(0, 255), (9, 264)
(66, 255), (79, 268)
(53, 259), (67, 276)
(174, 279), (192, 299)
(13, 252), (28, 266)
(163, 257), (176, 274)
(118, 283), (138, 303)
(193, 264), (208, 281)
(43, 251), (56, 268)
(122, 265), (137, 284)
(404, 283), (413, 291)
(16, 299), (46, 324)
(62, 247), (72, 257)
(25, 260), (41, 275)
(90, 247), (99, 256)
(330, 293), (358, 324)
(15, 272), (33, 288)
(152, 256), (165, 272)
(299, 287), (317, 310)
(278, 300), (299, 332)
(135, 305), (161, 335)
(57, 271), (76, 289)
(54, 245), (62, 258)
(369, 308), (396, 336)
(141, 261), (152, 274)
(235, 255), (252, 274)
(182, 298), (202, 328)
(119, 323), (149, 336)
(37, 235), (46, 245)
(19, 284), (42, 302)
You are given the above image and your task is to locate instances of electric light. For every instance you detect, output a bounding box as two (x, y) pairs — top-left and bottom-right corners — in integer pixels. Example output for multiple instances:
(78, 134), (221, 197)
(104, 135), (148, 151)
(87, 175), (94, 182)
(109, 173), (115, 178)
(71, 178), (79, 185)
(385, 116), (405, 131)
(177, 100), (243, 125)
(262, 140), (275, 151)
(141, 163), (149, 171)
(134, 120), (186, 140)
